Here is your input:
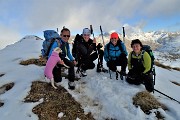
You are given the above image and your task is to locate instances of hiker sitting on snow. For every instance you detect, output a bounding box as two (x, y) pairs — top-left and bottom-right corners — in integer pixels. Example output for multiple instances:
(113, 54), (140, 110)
(126, 39), (154, 92)
(104, 32), (128, 76)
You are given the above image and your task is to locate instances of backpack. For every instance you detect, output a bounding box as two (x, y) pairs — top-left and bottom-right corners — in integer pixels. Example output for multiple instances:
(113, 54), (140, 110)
(72, 34), (83, 60)
(41, 30), (61, 59)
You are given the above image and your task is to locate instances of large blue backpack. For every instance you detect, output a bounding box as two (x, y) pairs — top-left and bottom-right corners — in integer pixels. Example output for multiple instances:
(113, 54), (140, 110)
(41, 30), (61, 59)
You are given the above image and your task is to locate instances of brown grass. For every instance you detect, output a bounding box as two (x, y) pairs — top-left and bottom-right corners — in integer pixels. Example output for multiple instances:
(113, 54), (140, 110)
(24, 81), (94, 120)
(171, 81), (180, 86)
(154, 61), (180, 71)
(133, 91), (168, 119)
(20, 57), (47, 66)
(0, 82), (14, 107)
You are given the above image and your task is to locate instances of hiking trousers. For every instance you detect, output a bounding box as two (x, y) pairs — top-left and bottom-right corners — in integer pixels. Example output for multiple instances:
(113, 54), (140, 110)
(107, 53), (127, 72)
(53, 58), (75, 82)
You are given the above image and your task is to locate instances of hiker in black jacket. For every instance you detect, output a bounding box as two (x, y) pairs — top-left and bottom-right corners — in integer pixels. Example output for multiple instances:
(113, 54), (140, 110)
(73, 28), (98, 76)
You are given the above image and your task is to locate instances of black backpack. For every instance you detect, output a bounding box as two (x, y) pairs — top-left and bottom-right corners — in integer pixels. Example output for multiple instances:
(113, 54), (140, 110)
(72, 34), (83, 60)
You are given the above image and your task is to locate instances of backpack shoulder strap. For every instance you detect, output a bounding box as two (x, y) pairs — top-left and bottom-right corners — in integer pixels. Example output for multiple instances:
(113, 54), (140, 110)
(140, 50), (145, 62)
(117, 40), (125, 53)
(46, 38), (55, 57)
(47, 39), (61, 57)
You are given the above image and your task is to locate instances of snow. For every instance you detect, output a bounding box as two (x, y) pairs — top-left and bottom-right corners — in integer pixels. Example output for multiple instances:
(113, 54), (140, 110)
(0, 35), (180, 120)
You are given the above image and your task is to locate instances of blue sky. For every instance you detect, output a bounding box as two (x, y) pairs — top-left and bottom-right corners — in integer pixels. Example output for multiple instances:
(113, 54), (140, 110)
(0, 0), (180, 41)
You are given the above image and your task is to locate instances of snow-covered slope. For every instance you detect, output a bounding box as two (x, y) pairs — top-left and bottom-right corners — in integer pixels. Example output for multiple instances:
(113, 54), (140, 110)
(0, 36), (179, 120)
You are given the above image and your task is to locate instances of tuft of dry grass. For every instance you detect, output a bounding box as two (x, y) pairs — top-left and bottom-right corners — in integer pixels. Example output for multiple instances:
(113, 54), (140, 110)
(20, 57), (47, 66)
(171, 81), (180, 86)
(24, 81), (94, 120)
(0, 82), (14, 107)
(133, 91), (168, 119)
(154, 61), (180, 71)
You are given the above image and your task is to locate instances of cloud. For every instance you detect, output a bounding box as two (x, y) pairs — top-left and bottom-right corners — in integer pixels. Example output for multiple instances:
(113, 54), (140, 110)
(141, 0), (180, 18)
(0, 0), (179, 40)
(0, 23), (21, 49)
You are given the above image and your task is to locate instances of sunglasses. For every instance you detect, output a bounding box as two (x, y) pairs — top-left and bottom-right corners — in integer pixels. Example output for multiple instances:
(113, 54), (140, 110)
(62, 35), (70, 37)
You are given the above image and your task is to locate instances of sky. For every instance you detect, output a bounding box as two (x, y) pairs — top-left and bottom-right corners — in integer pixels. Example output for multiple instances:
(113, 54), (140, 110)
(0, 35), (179, 120)
(0, 0), (180, 38)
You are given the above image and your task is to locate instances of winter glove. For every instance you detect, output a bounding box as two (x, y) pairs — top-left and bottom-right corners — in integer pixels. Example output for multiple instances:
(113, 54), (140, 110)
(97, 43), (103, 50)
(141, 72), (149, 79)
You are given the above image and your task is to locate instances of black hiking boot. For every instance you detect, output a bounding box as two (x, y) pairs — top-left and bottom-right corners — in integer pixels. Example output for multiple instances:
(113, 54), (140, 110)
(68, 82), (75, 90)
(96, 64), (108, 73)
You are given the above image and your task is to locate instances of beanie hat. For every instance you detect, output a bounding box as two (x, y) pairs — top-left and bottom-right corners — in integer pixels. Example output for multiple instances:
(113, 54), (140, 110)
(110, 32), (119, 39)
(82, 28), (91, 35)
(131, 39), (143, 47)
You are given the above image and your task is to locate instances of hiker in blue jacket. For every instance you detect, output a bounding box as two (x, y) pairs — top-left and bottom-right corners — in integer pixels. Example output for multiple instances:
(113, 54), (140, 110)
(104, 32), (128, 75)
(48, 28), (77, 90)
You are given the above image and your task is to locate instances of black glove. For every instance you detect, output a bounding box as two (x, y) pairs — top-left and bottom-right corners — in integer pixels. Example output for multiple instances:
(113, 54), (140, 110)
(141, 73), (149, 78)
(97, 43), (103, 50)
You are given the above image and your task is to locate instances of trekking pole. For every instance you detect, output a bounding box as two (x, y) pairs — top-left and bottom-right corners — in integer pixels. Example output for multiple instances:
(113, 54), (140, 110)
(109, 69), (112, 79)
(122, 27), (125, 43)
(154, 89), (180, 104)
(57, 28), (59, 32)
(153, 66), (156, 85)
(100, 25), (105, 46)
(90, 25), (95, 39)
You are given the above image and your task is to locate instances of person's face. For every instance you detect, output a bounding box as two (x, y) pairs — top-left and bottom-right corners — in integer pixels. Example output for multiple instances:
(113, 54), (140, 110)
(61, 30), (70, 42)
(83, 34), (90, 42)
(110, 37), (118, 45)
(132, 44), (142, 54)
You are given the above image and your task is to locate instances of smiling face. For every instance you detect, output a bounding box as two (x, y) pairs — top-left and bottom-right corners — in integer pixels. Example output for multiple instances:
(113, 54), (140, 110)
(61, 30), (70, 43)
(82, 34), (90, 42)
(132, 43), (142, 54)
(110, 38), (118, 46)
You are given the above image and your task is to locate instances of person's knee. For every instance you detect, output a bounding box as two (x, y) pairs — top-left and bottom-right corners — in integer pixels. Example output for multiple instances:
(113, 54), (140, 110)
(89, 63), (95, 69)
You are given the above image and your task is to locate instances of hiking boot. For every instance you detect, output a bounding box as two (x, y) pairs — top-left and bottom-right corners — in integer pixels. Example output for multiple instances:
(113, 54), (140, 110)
(80, 70), (87, 77)
(68, 82), (75, 90)
(77, 65), (87, 77)
(97, 64), (108, 73)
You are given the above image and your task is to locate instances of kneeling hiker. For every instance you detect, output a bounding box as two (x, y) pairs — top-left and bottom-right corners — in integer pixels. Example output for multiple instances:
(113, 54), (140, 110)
(126, 39), (154, 92)
(104, 32), (128, 76)
(48, 28), (77, 90)
(72, 28), (98, 77)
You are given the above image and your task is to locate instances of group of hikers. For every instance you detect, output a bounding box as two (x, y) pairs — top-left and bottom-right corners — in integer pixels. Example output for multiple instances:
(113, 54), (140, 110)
(44, 27), (154, 92)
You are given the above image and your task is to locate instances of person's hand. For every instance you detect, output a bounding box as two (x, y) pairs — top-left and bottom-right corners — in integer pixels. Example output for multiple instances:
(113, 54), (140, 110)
(141, 72), (148, 79)
(60, 60), (64, 65)
(73, 60), (77, 65)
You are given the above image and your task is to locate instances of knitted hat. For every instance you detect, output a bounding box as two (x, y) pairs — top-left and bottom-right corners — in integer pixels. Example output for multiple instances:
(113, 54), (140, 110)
(110, 32), (119, 39)
(131, 39), (143, 47)
(82, 28), (91, 35)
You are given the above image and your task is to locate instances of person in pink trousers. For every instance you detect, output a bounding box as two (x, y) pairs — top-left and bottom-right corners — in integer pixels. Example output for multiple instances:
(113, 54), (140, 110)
(44, 47), (67, 89)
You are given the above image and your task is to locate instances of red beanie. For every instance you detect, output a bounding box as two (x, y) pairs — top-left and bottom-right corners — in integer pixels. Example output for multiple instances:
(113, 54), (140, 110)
(110, 32), (119, 39)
